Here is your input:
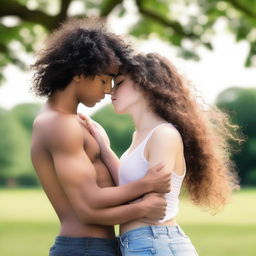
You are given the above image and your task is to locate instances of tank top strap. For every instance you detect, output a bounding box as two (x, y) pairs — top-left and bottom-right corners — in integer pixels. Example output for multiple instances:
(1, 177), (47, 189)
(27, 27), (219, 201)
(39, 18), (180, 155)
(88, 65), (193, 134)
(140, 122), (174, 148)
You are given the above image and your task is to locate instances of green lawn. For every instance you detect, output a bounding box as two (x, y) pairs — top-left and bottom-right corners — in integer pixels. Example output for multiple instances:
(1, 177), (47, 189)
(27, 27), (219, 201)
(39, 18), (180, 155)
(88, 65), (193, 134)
(0, 188), (255, 256)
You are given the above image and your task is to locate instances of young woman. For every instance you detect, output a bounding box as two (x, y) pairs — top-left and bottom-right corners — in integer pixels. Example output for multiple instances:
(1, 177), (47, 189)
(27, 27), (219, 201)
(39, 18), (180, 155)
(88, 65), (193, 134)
(85, 53), (241, 256)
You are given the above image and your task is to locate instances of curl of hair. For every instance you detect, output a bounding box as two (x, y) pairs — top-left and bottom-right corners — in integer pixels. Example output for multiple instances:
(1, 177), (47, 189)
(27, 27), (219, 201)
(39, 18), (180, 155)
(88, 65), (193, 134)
(121, 53), (243, 212)
(31, 18), (133, 97)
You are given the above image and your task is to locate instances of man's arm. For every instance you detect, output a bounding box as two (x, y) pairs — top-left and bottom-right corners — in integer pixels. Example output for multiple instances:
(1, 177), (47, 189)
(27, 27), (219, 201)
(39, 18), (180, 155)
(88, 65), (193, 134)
(99, 147), (120, 185)
(48, 117), (166, 224)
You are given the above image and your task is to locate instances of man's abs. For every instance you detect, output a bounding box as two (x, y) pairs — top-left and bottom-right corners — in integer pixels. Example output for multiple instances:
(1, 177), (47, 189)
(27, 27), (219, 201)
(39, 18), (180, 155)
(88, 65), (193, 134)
(57, 161), (115, 238)
(31, 140), (115, 238)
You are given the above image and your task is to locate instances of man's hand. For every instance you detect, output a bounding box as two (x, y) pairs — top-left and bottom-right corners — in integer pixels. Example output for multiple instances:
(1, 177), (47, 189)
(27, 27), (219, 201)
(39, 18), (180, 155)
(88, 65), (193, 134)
(143, 163), (171, 193)
(140, 193), (166, 221)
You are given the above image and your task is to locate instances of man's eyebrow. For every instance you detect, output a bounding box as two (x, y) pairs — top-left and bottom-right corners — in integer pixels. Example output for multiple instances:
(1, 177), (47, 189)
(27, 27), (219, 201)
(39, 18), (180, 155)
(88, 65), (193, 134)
(107, 73), (117, 77)
(114, 73), (123, 79)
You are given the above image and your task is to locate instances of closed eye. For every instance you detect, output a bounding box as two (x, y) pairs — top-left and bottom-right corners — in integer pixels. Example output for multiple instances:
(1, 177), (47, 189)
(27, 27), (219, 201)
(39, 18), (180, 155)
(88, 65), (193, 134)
(115, 80), (125, 87)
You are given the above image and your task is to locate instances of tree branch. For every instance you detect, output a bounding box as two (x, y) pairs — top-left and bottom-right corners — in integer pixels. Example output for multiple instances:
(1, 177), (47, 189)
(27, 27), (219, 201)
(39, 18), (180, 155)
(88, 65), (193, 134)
(55, 0), (72, 25)
(224, 0), (256, 19)
(100, 0), (123, 16)
(0, 42), (8, 53)
(0, 0), (56, 30)
(0, 0), (72, 31)
(135, 0), (198, 39)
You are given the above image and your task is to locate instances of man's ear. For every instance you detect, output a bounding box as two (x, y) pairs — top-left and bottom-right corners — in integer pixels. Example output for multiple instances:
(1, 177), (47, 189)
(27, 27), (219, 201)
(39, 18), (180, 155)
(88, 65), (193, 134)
(73, 75), (81, 82)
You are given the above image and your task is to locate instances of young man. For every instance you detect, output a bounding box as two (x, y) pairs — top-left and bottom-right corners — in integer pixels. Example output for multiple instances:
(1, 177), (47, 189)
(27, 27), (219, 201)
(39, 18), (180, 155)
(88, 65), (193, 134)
(31, 19), (170, 256)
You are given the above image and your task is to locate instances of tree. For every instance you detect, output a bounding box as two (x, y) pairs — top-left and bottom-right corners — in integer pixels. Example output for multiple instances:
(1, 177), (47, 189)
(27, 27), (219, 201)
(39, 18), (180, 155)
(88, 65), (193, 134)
(10, 103), (42, 134)
(0, 107), (30, 186)
(0, 0), (255, 82)
(216, 87), (256, 186)
(0, 104), (41, 187)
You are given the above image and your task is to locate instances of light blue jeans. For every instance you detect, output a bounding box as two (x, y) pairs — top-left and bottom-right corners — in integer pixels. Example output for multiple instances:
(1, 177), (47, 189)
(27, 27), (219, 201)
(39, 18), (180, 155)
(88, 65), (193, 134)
(118, 225), (198, 256)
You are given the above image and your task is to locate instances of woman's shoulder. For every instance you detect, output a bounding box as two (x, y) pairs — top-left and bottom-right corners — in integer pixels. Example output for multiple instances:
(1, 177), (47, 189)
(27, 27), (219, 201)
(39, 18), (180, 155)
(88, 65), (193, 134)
(150, 123), (183, 148)
(155, 123), (182, 138)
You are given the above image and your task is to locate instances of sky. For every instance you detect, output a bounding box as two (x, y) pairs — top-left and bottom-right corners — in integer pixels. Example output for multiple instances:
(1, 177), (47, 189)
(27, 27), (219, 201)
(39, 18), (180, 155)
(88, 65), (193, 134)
(0, 8), (255, 116)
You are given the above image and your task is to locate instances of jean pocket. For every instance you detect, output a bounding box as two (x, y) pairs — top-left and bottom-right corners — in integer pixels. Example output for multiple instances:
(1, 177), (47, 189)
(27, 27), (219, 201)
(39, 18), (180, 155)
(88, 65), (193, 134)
(50, 247), (83, 256)
(93, 251), (118, 256)
(169, 242), (197, 256)
(127, 236), (154, 253)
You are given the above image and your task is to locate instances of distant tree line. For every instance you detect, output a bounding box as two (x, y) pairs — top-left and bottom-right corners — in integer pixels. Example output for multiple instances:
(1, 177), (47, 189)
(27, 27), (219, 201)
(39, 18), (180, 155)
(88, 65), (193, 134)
(0, 103), (41, 187)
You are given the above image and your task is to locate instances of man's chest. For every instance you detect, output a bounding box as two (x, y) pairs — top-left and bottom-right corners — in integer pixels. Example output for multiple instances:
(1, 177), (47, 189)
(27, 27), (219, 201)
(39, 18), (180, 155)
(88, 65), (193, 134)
(83, 129), (101, 163)
(83, 128), (114, 187)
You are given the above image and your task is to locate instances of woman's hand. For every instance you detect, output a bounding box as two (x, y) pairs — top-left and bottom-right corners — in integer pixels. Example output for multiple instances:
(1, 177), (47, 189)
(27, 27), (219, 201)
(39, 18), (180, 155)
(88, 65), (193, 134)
(78, 113), (111, 154)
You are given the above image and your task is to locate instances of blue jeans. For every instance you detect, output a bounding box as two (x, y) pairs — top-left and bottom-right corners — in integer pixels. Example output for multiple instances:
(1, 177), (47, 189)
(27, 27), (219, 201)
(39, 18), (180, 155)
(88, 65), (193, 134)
(49, 236), (120, 256)
(118, 225), (198, 256)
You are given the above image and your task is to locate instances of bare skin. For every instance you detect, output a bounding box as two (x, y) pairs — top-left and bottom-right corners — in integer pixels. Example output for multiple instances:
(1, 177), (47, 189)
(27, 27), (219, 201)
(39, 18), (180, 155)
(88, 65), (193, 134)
(31, 73), (170, 239)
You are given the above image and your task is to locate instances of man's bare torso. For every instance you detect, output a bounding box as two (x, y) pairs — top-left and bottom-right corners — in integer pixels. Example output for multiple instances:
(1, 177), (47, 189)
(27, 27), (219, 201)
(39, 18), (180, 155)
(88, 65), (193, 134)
(31, 106), (115, 238)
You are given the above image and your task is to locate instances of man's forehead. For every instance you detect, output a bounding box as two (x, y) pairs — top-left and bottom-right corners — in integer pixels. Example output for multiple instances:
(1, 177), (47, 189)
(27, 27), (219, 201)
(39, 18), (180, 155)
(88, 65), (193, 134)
(105, 64), (119, 77)
(106, 72), (117, 77)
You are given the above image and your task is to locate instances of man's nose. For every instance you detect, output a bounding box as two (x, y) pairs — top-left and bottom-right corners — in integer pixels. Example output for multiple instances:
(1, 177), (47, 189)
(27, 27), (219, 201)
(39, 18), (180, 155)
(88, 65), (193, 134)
(104, 81), (112, 94)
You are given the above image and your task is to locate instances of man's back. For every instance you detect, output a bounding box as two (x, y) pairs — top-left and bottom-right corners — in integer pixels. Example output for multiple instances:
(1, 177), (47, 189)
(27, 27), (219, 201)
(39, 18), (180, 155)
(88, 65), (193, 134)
(31, 104), (115, 238)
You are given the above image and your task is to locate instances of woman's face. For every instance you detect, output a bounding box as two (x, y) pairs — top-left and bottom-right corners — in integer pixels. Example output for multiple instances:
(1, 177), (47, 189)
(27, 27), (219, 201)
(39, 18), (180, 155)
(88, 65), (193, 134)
(111, 74), (143, 114)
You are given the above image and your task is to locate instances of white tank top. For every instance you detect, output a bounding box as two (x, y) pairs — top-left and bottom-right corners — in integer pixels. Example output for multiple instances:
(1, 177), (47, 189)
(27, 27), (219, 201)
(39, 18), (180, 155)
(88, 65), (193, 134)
(119, 123), (186, 222)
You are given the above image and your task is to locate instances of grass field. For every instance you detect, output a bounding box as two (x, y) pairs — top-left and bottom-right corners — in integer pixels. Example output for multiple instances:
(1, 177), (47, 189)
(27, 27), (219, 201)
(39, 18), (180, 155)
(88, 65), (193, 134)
(0, 188), (255, 256)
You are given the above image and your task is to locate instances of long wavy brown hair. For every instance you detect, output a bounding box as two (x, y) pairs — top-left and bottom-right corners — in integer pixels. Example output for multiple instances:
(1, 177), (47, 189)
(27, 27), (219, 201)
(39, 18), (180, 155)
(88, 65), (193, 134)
(121, 53), (243, 212)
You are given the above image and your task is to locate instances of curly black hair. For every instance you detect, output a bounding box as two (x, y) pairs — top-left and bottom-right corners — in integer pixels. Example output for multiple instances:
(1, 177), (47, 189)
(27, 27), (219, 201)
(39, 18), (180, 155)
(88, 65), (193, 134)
(31, 18), (133, 97)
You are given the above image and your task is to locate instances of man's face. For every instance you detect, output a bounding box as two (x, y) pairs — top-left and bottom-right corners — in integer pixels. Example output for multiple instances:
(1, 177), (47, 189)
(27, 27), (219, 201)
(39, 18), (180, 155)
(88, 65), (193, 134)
(76, 65), (119, 107)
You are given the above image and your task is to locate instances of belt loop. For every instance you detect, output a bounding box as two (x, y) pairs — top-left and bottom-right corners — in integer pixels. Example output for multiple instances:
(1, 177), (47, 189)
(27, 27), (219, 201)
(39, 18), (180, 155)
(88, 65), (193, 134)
(177, 225), (182, 233)
(85, 239), (89, 249)
(166, 226), (172, 238)
(177, 225), (184, 236)
(118, 236), (125, 248)
(150, 226), (159, 239)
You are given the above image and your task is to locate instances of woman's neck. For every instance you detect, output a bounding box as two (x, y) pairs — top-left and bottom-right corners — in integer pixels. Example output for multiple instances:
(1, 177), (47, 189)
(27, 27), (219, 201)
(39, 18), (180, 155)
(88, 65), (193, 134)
(130, 105), (166, 133)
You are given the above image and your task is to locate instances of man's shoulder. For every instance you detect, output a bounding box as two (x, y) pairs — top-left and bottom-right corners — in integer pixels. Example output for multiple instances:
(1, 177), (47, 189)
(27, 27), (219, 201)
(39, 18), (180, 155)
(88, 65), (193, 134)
(33, 112), (84, 149)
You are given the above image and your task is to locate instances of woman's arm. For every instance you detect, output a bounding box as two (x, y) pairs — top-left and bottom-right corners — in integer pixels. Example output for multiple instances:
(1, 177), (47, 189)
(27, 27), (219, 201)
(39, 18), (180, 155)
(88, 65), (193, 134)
(99, 147), (120, 185)
(147, 126), (185, 176)
(78, 113), (120, 184)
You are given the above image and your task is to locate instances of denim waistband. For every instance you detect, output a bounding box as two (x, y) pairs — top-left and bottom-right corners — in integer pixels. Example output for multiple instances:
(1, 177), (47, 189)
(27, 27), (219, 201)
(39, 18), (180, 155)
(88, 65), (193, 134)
(119, 225), (184, 243)
(54, 236), (118, 249)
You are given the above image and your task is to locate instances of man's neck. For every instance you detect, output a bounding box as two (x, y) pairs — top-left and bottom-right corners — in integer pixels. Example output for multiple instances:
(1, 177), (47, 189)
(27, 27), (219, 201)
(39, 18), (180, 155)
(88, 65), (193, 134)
(48, 86), (78, 114)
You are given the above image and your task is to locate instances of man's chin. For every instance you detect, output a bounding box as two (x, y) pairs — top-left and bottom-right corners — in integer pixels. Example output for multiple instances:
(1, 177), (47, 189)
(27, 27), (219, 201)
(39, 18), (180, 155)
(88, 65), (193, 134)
(82, 102), (97, 107)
